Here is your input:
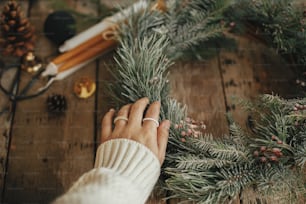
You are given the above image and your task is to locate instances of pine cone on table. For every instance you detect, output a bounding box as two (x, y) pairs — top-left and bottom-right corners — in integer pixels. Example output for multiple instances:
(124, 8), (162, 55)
(46, 94), (67, 114)
(0, 0), (35, 57)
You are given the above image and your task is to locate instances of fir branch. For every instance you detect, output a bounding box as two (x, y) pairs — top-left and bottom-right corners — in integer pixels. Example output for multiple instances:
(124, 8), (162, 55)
(216, 163), (256, 198)
(240, 0), (306, 66)
(175, 154), (234, 170)
(165, 169), (221, 203)
(209, 141), (248, 162)
(295, 144), (306, 167)
(163, 0), (233, 59)
(107, 33), (172, 106)
(187, 135), (215, 153)
(166, 24), (226, 59)
(229, 122), (247, 145)
(255, 165), (305, 203)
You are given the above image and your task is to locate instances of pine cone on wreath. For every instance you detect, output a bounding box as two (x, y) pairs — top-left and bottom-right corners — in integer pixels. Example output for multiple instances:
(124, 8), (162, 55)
(46, 94), (67, 114)
(0, 0), (35, 57)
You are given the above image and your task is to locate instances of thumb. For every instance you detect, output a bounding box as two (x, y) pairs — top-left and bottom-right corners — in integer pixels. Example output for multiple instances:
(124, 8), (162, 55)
(157, 120), (170, 164)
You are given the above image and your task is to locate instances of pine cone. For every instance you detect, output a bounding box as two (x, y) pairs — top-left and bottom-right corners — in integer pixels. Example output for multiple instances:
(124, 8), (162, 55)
(0, 1), (35, 57)
(46, 94), (67, 114)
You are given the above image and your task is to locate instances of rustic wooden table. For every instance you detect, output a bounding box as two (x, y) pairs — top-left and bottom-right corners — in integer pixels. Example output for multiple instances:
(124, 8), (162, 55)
(0, 0), (300, 203)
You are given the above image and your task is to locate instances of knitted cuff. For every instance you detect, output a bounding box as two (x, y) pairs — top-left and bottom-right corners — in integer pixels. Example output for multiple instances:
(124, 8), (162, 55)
(94, 139), (161, 197)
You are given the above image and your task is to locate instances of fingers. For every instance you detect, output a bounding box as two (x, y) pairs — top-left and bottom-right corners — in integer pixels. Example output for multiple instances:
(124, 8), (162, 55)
(101, 109), (115, 143)
(157, 120), (170, 164)
(112, 104), (131, 137)
(100, 98), (171, 165)
(128, 97), (149, 127)
(143, 101), (161, 129)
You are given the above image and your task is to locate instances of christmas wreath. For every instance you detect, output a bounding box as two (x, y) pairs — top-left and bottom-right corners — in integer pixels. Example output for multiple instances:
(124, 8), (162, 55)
(106, 0), (306, 203)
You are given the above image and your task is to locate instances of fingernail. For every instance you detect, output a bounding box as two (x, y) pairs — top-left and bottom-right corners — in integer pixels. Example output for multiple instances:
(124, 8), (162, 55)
(141, 96), (149, 101)
(109, 108), (115, 112)
(163, 120), (171, 130)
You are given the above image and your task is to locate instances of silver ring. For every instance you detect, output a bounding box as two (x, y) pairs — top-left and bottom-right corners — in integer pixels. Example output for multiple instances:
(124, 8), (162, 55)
(143, 118), (159, 127)
(114, 116), (128, 123)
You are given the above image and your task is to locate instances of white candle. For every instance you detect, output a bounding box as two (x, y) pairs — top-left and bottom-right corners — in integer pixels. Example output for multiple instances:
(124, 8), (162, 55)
(59, 0), (149, 53)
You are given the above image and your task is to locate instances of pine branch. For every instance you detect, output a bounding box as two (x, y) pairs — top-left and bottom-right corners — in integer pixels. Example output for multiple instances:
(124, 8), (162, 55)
(229, 122), (247, 145)
(165, 169), (221, 203)
(175, 154), (234, 170)
(163, 0), (233, 59)
(209, 141), (248, 161)
(295, 144), (306, 167)
(239, 0), (306, 65)
(255, 165), (305, 203)
(187, 135), (215, 153)
(216, 163), (256, 197)
(107, 33), (172, 106)
(166, 24), (226, 59)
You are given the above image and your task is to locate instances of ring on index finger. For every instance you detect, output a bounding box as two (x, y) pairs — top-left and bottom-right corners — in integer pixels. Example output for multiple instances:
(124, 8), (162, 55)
(143, 117), (159, 127)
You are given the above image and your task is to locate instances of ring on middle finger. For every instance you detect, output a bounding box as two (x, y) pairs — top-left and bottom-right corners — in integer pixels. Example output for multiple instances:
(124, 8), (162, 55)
(114, 116), (128, 124)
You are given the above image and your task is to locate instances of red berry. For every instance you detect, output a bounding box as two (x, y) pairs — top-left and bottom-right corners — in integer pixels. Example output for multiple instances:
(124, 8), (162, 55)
(277, 140), (283, 145)
(260, 157), (267, 163)
(260, 146), (267, 152)
(271, 135), (277, 141)
(270, 156), (278, 162)
(272, 148), (281, 153)
(253, 150), (259, 157)
(272, 148), (282, 157)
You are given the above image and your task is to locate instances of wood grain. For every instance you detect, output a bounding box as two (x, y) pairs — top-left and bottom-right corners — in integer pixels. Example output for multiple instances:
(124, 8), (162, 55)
(219, 35), (299, 129)
(170, 59), (229, 137)
(0, 1), (29, 199)
(2, 0), (98, 203)
(166, 56), (232, 204)
(0, 68), (17, 199)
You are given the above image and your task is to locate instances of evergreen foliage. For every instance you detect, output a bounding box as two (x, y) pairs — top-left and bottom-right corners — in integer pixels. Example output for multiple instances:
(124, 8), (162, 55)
(165, 95), (306, 203)
(228, 0), (306, 86)
(106, 0), (306, 203)
(162, 0), (234, 59)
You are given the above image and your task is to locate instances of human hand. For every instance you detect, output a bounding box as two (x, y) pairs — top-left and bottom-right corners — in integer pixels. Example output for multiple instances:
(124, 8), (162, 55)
(100, 97), (170, 165)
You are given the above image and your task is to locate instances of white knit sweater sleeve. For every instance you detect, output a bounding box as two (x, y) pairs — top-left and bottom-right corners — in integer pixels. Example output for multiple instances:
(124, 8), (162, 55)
(52, 139), (161, 204)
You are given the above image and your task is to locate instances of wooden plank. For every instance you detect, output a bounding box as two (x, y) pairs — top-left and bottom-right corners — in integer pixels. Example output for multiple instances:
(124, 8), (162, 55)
(0, 1), (30, 199)
(219, 35), (300, 129)
(170, 59), (229, 137)
(249, 39), (300, 98)
(218, 36), (260, 127)
(3, 0), (98, 203)
(166, 56), (230, 204)
(0, 68), (16, 200)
